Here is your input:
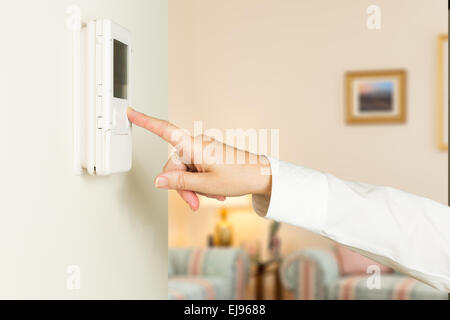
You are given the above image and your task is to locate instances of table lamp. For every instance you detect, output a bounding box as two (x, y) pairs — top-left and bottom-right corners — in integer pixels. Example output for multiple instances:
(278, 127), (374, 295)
(200, 195), (252, 247)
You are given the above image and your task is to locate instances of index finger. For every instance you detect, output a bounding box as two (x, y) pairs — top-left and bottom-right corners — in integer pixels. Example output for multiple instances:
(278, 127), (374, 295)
(127, 107), (188, 146)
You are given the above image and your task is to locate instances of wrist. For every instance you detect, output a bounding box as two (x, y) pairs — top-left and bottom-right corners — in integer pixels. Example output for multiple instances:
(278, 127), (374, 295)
(254, 156), (272, 196)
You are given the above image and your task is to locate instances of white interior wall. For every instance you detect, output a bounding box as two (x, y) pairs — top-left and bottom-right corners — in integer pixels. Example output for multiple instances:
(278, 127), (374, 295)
(0, 0), (168, 299)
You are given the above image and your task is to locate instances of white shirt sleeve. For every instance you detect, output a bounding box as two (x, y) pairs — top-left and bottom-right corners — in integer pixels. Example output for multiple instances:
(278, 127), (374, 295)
(252, 157), (450, 292)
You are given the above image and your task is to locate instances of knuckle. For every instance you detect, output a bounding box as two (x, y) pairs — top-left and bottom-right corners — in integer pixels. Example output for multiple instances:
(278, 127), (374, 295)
(176, 173), (186, 190)
(203, 134), (215, 143)
(141, 117), (150, 128)
(175, 144), (185, 158)
(161, 120), (170, 128)
(159, 120), (170, 135)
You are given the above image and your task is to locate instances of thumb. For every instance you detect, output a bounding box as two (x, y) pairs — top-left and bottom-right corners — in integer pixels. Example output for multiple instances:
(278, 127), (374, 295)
(154, 171), (211, 193)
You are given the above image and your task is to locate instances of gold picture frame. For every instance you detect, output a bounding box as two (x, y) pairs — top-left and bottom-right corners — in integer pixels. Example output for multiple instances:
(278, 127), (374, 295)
(345, 70), (406, 124)
(437, 34), (448, 151)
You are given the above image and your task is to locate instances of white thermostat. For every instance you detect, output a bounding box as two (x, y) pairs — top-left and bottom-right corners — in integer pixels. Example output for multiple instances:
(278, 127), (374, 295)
(72, 19), (132, 175)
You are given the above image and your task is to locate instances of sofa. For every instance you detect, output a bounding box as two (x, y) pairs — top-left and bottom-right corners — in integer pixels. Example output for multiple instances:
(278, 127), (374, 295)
(280, 248), (447, 300)
(168, 247), (249, 300)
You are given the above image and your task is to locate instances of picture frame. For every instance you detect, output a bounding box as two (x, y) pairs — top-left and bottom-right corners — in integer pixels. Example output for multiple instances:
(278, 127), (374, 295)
(345, 70), (406, 124)
(437, 34), (448, 151)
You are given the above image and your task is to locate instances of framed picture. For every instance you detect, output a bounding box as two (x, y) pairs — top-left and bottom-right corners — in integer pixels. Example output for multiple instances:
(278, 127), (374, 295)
(345, 70), (406, 124)
(437, 34), (448, 151)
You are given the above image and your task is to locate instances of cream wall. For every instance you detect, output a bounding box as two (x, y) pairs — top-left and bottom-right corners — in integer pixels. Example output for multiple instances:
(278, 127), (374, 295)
(0, 0), (167, 298)
(169, 0), (448, 254)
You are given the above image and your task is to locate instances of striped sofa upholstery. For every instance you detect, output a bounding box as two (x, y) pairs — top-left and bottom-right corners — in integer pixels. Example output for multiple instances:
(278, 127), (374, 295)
(168, 248), (249, 300)
(280, 248), (447, 300)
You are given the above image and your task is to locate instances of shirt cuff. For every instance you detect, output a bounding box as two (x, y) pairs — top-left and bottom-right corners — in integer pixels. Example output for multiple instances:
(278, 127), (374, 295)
(251, 194), (270, 217)
(251, 156), (329, 235)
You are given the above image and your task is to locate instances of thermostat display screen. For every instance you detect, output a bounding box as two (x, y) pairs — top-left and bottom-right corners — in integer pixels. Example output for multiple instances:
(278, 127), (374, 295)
(113, 40), (128, 99)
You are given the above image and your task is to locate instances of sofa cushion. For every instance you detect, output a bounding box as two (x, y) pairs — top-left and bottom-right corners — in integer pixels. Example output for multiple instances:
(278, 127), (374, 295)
(169, 248), (248, 299)
(335, 245), (393, 275)
(168, 276), (230, 300)
(281, 249), (340, 300)
(328, 274), (447, 300)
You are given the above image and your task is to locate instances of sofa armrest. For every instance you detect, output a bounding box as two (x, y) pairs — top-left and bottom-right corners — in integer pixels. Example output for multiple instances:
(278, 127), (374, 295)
(169, 247), (249, 299)
(280, 248), (340, 300)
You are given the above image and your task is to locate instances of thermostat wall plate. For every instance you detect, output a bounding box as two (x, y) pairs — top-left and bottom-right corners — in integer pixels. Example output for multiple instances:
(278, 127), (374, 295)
(72, 19), (132, 176)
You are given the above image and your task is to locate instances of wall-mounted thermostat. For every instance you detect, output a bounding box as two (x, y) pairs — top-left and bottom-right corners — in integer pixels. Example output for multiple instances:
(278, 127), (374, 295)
(73, 19), (132, 176)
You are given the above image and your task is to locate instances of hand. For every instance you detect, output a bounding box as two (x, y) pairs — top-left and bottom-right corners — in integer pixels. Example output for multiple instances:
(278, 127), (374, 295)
(127, 107), (272, 211)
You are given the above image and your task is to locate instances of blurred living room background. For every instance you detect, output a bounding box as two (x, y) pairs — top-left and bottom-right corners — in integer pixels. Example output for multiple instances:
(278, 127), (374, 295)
(168, 0), (448, 300)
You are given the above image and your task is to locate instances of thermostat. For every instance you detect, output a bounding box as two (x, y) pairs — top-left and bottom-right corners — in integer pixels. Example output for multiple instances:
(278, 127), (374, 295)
(72, 19), (132, 175)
